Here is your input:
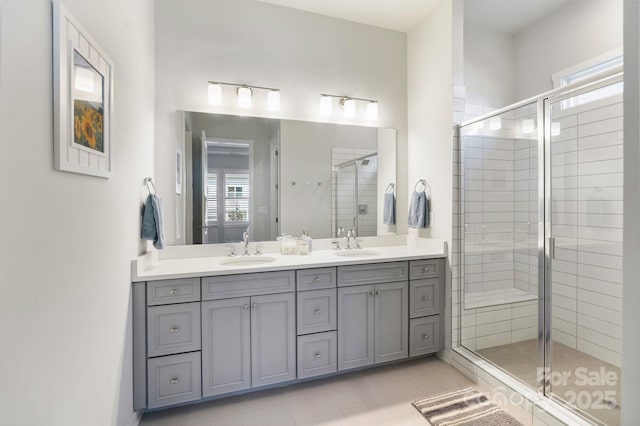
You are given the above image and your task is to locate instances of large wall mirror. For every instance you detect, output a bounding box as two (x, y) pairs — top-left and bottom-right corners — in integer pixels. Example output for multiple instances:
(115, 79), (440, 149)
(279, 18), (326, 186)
(179, 112), (397, 245)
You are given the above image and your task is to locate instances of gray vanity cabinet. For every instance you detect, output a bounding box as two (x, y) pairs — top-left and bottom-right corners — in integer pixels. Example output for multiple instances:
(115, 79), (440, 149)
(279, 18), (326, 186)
(337, 264), (409, 372)
(201, 292), (296, 397)
(201, 297), (251, 397)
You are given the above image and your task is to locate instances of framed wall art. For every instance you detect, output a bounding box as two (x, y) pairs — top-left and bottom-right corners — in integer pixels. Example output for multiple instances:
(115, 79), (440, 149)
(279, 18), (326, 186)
(53, 0), (114, 178)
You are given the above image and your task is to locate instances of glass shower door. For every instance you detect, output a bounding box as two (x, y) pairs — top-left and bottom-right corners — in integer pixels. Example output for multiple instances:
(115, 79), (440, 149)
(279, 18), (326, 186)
(546, 76), (623, 425)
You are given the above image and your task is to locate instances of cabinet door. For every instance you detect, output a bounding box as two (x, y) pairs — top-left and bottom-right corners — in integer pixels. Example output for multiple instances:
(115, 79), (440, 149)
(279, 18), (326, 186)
(374, 281), (408, 363)
(338, 284), (375, 371)
(202, 297), (251, 397)
(251, 292), (296, 387)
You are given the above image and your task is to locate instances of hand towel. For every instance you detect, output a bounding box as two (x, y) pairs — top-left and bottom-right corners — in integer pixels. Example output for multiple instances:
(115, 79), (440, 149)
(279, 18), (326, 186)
(408, 190), (429, 229)
(141, 194), (165, 249)
(383, 193), (396, 225)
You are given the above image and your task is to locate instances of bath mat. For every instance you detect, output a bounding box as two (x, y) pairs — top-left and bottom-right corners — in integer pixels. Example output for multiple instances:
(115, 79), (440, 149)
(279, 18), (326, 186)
(413, 387), (523, 426)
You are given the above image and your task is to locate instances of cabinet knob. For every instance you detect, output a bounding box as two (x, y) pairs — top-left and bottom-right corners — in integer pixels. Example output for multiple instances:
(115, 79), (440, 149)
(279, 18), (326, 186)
(252, 303), (257, 311)
(423, 334), (430, 340)
(423, 267), (430, 272)
(369, 291), (374, 296)
(314, 353), (321, 359)
(243, 304), (249, 311)
(169, 289), (178, 295)
(314, 309), (321, 315)
(375, 291), (381, 296)
(170, 378), (179, 384)
(169, 327), (179, 333)
(423, 296), (430, 301)
(314, 277), (320, 283)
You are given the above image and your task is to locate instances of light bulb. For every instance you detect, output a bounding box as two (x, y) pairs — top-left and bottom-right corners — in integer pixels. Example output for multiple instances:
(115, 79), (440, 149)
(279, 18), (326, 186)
(208, 83), (222, 105)
(366, 102), (378, 121)
(320, 95), (332, 115)
(237, 87), (252, 108)
(267, 90), (280, 111)
(343, 98), (355, 118)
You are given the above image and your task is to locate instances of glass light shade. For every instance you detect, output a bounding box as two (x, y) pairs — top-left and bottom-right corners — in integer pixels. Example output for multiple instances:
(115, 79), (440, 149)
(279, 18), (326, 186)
(522, 119), (535, 134)
(489, 116), (502, 130)
(320, 96), (332, 115)
(75, 66), (94, 93)
(267, 90), (280, 111)
(208, 83), (222, 105)
(366, 102), (378, 121)
(343, 98), (356, 118)
(551, 122), (561, 137)
(237, 87), (252, 108)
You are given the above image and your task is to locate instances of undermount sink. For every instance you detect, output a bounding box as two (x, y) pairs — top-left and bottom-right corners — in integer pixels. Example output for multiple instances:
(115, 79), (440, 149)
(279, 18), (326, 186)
(219, 256), (277, 266)
(334, 250), (379, 257)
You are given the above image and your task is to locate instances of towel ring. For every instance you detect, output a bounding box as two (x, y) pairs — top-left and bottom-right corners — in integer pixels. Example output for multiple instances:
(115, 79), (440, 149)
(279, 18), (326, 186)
(385, 183), (395, 194)
(143, 177), (156, 195)
(414, 179), (431, 198)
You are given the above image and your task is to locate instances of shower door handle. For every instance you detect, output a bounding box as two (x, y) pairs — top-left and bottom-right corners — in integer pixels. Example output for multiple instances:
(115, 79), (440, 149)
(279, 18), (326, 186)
(548, 237), (555, 260)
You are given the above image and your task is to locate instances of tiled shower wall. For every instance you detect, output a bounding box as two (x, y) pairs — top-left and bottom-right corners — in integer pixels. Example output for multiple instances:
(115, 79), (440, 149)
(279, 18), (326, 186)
(453, 92), (624, 367)
(549, 94), (623, 367)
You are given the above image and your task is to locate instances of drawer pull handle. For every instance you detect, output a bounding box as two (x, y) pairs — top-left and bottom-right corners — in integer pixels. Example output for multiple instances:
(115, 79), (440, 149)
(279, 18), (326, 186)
(422, 334), (430, 340)
(252, 303), (257, 311)
(314, 277), (321, 283)
(170, 378), (179, 384)
(423, 296), (430, 301)
(169, 289), (178, 295)
(314, 309), (321, 315)
(170, 327), (179, 333)
(243, 304), (249, 311)
(314, 353), (321, 359)
(423, 267), (431, 272)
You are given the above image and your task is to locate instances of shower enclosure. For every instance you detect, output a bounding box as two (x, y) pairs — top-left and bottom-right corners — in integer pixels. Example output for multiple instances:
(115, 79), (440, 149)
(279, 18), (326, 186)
(332, 151), (378, 238)
(458, 69), (623, 425)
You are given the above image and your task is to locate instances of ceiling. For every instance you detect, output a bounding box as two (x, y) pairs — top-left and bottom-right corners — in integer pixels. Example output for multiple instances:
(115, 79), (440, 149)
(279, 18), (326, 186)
(257, 0), (441, 33)
(464, 0), (572, 34)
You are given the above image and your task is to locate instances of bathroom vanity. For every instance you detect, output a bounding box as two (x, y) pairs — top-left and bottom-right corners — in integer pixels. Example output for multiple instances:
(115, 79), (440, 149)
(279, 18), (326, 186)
(132, 245), (445, 411)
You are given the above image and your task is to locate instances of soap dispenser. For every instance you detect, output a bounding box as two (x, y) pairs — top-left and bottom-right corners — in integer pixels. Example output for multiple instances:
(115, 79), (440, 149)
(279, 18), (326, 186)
(302, 227), (313, 252)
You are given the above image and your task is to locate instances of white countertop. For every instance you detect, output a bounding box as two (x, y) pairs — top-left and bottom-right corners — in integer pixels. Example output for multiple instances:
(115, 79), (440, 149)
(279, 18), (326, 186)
(132, 239), (446, 282)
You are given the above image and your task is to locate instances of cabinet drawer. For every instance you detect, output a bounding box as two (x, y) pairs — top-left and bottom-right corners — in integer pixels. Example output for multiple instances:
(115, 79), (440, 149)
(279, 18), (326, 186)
(409, 316), (441, 357)
(296, 267), (336, 291)
(148, 303), (201, 357)
(410, 259), (442, 280)
(147, 278), (200, 306)
(297, 331), (337, 379)
(337, 261), (408, 287)
(297, 289), (337, 335)
(202, 271), (295, 300)
(409, 279), (440, 318)
(147, 352), (202, 409)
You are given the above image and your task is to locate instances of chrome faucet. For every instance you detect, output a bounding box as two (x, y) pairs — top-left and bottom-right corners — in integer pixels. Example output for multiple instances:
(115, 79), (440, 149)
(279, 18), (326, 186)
(346, 229), (355, 249)
(242, 231), (250, 255)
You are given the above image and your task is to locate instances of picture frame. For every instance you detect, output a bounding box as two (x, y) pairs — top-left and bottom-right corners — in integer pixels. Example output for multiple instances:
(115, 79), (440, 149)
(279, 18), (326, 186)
(53, 0), (114, 178)
(176, 149), (183, 194)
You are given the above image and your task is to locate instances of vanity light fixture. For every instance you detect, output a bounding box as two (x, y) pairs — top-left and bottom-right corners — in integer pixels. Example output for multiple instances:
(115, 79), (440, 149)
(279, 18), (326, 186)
(207, 81), (280, 110)
(320, 93), (379, 120)
(320, 95), (332, 115)
(237, 87), (252, 108)
(208, 83), (222, 105)
(75, 66), (94, 93)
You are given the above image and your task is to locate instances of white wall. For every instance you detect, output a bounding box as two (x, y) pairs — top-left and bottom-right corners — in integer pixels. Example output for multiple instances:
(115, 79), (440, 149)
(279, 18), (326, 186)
(155, 0), (409, 244)
(0, 0), (154, 425)
(514, 1), (623, 100)
(280, 120), (377, 238)
(407, 0), (454, 243)
(623, 1), (640, 423)
(464, 22), (515, 108)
